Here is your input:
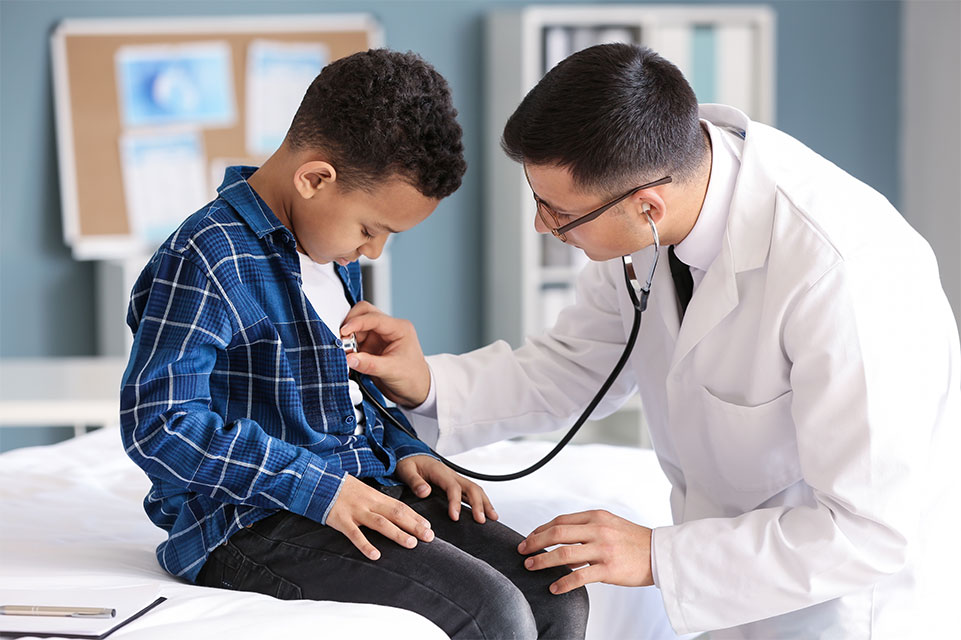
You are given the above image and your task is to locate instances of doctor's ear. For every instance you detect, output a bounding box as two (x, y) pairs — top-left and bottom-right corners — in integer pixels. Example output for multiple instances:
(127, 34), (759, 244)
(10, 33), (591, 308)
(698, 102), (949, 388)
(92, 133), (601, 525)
(639, 201), (666, 226)
(293, 161), (337, 199)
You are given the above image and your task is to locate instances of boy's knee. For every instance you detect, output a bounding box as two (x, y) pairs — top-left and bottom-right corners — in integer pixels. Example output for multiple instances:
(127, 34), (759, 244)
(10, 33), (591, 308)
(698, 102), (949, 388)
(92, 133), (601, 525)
(533, 585), (590, 639)
(470, 578), (537, 640)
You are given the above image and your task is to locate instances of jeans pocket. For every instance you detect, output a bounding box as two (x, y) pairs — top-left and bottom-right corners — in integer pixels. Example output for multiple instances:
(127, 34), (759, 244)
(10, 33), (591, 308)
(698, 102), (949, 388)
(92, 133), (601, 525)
(203, 538), (303, 600)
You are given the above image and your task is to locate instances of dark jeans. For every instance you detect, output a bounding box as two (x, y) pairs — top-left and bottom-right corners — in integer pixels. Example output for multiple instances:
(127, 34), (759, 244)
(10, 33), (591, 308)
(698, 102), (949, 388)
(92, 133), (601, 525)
(196, 483), (589, 639)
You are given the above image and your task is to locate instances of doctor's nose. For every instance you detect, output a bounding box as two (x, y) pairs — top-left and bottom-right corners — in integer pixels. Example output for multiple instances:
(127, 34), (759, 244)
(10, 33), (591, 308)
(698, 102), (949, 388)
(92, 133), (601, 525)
(533, 210), (550, 234)
(360, 234), (388, 260)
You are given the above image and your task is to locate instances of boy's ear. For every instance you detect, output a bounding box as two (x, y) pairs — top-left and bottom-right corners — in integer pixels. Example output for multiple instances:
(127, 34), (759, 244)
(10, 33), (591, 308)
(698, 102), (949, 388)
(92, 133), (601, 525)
(293, 161), (337, 199)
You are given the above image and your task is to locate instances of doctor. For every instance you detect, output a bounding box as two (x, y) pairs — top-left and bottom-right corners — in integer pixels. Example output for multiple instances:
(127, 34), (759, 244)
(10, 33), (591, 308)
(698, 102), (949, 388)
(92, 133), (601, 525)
(342, 44), (960, 637)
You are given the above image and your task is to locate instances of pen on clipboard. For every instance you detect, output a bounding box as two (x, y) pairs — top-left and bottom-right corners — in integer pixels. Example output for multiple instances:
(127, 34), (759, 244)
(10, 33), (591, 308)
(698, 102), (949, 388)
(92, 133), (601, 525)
(0, 605), (116, 618)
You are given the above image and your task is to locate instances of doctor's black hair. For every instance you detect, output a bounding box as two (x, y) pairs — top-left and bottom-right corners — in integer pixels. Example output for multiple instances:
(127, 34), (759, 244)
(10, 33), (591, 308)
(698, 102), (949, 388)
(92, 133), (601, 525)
(501, 44), (707, 196)
(286, 48), (466, 199)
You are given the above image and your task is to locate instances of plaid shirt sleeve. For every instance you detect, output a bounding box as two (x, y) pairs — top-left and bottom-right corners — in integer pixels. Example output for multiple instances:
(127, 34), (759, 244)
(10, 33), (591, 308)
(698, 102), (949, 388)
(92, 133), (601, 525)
(380, 404), (434, 461)
(121, 251), (346, 525)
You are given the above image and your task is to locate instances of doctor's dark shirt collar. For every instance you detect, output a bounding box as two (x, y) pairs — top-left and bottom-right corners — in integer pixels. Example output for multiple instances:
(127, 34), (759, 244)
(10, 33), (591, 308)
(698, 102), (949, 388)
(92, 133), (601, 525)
(671, 119), (742, 280)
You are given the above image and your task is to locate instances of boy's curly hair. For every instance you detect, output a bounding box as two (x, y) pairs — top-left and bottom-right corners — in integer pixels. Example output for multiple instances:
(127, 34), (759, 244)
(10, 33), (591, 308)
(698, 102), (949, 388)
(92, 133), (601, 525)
(286, 49), (466, 200)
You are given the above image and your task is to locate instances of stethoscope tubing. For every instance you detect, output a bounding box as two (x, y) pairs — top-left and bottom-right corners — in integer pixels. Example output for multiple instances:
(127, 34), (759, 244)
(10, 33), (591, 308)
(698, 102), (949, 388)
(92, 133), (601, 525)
(358, 215), (659, 482)
(357, 274), (642, 481)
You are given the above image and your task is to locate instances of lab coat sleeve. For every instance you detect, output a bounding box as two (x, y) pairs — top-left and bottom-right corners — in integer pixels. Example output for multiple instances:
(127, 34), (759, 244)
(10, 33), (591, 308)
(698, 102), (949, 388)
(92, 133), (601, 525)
(653, 252), (953, 633)
(405, 259), (638, 454)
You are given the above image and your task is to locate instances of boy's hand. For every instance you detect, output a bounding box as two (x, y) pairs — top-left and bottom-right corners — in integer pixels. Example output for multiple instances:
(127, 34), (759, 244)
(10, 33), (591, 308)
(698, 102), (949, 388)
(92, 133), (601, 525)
(396, 455), (498, 524)
(326, 475), (434, 561)
(340, 302), (430, 407)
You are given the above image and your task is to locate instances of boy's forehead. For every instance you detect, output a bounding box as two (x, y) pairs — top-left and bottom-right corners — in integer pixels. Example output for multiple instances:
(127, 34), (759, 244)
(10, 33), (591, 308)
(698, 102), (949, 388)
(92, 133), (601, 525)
(361, 178), (438, 227)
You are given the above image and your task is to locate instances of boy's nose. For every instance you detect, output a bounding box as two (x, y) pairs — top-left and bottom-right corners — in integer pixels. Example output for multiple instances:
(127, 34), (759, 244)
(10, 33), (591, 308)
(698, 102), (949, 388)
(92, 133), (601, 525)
(360, 234), (389, 260)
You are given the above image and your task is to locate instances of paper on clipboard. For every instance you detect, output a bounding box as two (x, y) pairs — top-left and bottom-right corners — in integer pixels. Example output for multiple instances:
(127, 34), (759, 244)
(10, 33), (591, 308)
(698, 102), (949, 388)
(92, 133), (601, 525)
(245, 39), (329, 156)
(0, 585), (163, 638)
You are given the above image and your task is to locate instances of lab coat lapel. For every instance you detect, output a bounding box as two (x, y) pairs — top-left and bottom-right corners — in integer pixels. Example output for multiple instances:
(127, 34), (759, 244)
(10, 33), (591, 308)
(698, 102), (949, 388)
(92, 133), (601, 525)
(670, 231), (738, 370)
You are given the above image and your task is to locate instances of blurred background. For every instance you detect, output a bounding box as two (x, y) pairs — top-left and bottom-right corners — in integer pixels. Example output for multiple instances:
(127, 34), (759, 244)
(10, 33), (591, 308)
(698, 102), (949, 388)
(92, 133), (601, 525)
(1, 0), (959, 451)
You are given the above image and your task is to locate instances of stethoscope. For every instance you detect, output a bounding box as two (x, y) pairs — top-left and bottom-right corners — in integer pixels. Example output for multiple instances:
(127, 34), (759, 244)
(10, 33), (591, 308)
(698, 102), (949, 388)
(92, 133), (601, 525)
(354, 214), (660, 482)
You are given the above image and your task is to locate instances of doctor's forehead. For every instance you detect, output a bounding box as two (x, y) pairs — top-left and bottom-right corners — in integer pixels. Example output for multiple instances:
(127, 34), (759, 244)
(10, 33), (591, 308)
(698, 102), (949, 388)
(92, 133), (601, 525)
(524, 163), (597, 207)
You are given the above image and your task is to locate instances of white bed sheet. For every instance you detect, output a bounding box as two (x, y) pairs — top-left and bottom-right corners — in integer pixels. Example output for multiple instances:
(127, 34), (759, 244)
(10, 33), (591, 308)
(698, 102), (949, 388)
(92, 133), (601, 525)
(0, 428), (682, 639)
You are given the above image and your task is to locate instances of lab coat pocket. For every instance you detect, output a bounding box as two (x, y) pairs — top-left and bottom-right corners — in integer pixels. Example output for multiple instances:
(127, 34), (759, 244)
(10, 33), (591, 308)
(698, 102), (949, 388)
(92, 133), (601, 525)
(697, 387), (801, 495)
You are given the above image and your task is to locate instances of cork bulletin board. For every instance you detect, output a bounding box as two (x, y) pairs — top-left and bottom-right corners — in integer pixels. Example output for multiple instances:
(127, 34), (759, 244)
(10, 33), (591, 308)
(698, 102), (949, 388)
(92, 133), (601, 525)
(51, 15), (381, 260)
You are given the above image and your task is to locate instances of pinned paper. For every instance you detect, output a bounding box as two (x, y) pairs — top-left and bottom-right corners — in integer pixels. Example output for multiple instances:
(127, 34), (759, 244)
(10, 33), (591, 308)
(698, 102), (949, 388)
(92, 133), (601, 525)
(245, 39), (329, 156)
(120, 130), (209, 245)
(116, 41), (236, 129)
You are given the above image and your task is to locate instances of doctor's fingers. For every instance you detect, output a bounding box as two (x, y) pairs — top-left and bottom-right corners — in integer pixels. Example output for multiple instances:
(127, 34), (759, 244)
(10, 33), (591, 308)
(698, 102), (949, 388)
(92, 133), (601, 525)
(549, 564), (606, 595)
(520, 523), (592, 554)
(341, 308), (415, 344)
(341, 301), (382, 326)
(526, 510), (606, 539)
(523, 542), (597, 573)
(343, 350), (388, 377)
(521, 511), (608, 552)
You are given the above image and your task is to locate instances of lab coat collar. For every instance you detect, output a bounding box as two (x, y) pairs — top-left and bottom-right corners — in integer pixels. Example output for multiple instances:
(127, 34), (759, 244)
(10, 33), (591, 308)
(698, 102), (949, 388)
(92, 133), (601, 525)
(698, 104), (777, 275)
(672, 119), (740, 275)
(665, 105), (779, 368)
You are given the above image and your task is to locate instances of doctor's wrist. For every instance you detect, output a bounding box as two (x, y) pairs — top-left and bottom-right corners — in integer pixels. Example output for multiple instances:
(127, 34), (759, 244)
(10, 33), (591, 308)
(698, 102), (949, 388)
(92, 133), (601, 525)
(406, 365), (437, 415)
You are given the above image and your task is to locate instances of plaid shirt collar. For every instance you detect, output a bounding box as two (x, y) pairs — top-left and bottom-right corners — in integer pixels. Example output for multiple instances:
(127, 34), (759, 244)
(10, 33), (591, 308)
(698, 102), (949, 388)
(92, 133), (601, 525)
(216, 165), (354, 299)
(217, 165), (290, 240)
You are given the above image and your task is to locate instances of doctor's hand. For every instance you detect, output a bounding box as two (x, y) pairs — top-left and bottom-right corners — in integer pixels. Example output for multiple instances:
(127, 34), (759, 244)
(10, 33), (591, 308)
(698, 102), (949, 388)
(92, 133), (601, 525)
(518, 509), (654, 595)
(326, 475), (435, 561)
(340, 302), (431, 407)
(396, 455), (498, 523)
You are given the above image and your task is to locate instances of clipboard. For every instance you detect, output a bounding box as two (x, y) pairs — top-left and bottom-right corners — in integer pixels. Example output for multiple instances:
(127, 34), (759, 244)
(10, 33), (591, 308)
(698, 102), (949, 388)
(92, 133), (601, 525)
(0, 587), (166, 639)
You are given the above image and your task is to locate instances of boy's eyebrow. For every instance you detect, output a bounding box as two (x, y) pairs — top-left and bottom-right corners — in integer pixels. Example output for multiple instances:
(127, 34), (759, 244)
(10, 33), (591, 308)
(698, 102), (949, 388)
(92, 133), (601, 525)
(370, 222), (401, 234)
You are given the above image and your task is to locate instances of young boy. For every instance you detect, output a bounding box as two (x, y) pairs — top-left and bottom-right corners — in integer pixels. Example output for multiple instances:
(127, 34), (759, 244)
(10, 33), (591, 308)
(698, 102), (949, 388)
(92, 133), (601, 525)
(119, 49), (588, 638)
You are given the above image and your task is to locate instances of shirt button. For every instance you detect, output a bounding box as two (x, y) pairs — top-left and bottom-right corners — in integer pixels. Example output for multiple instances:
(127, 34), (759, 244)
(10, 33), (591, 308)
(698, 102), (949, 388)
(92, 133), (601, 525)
(335, 338), (343, 347)
(345, 415), (355, 424)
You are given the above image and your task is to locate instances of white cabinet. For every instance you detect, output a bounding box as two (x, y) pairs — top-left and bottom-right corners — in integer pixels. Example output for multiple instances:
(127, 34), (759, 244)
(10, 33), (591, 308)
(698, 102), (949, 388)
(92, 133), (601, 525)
(483, 5), (775, 446)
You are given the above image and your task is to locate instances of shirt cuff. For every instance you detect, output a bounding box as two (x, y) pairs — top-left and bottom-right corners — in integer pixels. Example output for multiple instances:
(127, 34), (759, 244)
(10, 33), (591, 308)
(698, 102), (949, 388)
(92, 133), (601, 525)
(651, 526), (660, 587)
(287, 455), (347, 525)
(407, 364), (437, 418)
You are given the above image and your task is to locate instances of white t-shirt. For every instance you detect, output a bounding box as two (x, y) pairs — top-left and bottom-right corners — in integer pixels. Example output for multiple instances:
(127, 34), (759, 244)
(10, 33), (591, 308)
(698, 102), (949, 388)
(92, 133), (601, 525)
(297, 252), (365, 434)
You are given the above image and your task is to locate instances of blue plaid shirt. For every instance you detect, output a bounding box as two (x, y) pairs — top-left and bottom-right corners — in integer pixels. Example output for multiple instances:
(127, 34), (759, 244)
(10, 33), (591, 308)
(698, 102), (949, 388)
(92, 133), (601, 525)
(120, 166), (431, 582)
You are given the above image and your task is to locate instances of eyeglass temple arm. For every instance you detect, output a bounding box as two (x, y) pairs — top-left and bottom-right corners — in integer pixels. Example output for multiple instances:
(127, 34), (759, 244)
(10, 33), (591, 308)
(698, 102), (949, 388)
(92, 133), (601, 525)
(555, 175), (673, 236)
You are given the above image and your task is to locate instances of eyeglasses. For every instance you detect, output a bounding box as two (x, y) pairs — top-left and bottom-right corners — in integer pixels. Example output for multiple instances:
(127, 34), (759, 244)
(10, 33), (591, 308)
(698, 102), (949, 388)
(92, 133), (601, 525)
(527, 172), (673, 243)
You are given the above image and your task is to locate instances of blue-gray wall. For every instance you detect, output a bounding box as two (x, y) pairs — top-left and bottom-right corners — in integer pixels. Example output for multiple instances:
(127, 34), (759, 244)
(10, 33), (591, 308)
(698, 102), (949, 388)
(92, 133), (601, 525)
(0, 0), (901, 449)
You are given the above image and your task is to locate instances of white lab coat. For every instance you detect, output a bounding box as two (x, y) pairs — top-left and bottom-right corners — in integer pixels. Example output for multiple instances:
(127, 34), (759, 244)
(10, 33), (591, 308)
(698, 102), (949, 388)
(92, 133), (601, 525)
(406, 105), (961, 638)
